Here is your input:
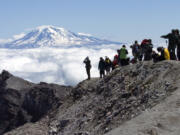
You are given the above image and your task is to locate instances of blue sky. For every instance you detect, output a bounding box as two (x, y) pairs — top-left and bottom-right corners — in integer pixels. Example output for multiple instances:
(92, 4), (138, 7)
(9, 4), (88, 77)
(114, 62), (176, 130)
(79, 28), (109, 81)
(0, 0), (180, 44)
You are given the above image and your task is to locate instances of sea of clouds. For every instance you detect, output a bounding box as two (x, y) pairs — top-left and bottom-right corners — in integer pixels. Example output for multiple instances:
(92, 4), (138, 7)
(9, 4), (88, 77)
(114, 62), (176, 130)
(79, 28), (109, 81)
(0, 41), (167, 86)
(0, 44), (133, 86)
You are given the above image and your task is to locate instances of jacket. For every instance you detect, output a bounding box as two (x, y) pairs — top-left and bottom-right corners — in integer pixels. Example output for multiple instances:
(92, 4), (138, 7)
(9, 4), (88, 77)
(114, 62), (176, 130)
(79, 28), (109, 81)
(164, 48), (170, 60)
(98, 60), (105, 71)
(120, 47), (128, 59)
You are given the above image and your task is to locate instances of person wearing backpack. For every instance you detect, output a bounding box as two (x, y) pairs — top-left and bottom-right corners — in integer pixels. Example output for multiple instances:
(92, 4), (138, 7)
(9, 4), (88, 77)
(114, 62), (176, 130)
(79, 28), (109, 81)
(98, 57), (106, 78)
(112, 55), (119, 70)
(83, 56), (91, 80)
(130, 40), (142, 62)
(140, 39), (149, 60)
(117, 49), (121, 65)
(141, 39), (153, 61)
(119, 45), (128, 66)
(105, 56), (112, 75)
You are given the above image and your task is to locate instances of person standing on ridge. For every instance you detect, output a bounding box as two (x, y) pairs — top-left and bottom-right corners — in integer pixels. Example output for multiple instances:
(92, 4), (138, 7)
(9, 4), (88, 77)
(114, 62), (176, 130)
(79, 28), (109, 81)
(112, 55), (119, 70)
(141, 39), (153, 61)
(104, 56), (112, 75)
(119, 45), (128, 66)
(83, 56), (91, 80)
(141, 39), (149, 60)
(98, 57), (106, 78)
(117, 49), (121, 65)
(130, 40), (142, 62)
(175, 29), (180, 60)
(161, 29), (177, 60)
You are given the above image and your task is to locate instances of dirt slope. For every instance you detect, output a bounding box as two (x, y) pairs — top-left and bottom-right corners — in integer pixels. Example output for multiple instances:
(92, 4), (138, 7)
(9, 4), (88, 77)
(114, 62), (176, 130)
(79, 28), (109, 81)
(3, 60), (180, 135)
(105, 86), (180, 135)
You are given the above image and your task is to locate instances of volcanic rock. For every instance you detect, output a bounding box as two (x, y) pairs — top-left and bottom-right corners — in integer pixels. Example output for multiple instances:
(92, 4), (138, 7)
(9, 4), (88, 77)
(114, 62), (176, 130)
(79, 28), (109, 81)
(0, 70), (72, 134)
(2, 60), (180, 135)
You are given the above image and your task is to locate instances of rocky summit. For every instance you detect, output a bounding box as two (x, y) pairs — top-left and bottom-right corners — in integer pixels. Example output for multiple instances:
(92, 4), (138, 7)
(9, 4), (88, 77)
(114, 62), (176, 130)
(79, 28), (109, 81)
(1, 61), (180, 135)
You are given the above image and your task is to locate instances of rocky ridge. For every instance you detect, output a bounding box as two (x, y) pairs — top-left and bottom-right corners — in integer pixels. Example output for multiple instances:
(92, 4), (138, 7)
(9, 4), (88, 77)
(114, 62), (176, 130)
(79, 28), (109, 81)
(0, 71), (72, 134)
(1, 60), (180, 135)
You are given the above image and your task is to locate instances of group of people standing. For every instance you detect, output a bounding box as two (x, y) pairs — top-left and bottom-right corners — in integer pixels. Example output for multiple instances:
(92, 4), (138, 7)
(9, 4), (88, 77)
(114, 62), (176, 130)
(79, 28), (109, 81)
(83, 29), (180, 80)
(83, 45), (129, 80)
(98, 45), (131, 78)
(130, 38), (170, 63)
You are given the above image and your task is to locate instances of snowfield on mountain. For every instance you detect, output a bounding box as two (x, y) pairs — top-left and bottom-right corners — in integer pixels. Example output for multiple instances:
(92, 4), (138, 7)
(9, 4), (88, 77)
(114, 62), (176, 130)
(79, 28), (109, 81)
(0, 25), (122, 49)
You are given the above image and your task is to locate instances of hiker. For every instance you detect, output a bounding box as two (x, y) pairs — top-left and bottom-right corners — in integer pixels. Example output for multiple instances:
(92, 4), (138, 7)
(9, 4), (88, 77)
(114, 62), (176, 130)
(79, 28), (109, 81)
(175, 29), (180, 60)
(112, 55), (119, 70)
(83, 56), (91, 80)
(130, 40), (142, 62)
(117, 49), (121, 65)
(104, 56), (112, 75)
(161, 29), (177, 60)
(141, 39), (153, 61)
(156, 47), (170, 61)
(141, 39), (149, 60)
(152, 50), (160, 63)
(119, 45), (128, 66)
(98, 57), (106, 78)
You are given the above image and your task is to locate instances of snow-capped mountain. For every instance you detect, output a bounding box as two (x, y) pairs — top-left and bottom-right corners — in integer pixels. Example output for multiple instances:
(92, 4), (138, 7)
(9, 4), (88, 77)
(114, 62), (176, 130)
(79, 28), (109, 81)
(1, 25), (122, 49)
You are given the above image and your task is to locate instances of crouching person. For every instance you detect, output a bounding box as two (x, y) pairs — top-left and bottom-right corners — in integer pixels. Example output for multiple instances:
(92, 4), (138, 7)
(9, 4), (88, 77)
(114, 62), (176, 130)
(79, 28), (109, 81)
(157, 47), (170, 61)
(152, 51), (160, 63)
(153, 47), (170, 62)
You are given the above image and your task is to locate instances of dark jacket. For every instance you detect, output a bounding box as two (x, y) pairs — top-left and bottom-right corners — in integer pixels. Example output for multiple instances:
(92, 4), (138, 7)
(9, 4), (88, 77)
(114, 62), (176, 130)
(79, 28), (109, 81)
(161, 33), (177, 48)
(131, 43), (140, 54)
(98, 59), (105, 71)
(176, 35), (180, 48)
(141, 43), (153, 53)
(84, 58), (91, 69)
(105, 58), (112, 68)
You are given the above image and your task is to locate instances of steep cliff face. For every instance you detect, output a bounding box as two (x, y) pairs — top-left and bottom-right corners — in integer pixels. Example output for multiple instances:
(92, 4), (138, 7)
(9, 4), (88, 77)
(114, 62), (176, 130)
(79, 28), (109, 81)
(2, 61), (180, 135)
(0, 71), (72, 135)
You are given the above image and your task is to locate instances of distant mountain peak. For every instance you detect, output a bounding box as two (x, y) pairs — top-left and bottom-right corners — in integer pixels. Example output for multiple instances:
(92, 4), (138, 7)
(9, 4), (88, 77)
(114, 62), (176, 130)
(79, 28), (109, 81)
(34, 25), (68, 34)
(1, 25), (122, 49)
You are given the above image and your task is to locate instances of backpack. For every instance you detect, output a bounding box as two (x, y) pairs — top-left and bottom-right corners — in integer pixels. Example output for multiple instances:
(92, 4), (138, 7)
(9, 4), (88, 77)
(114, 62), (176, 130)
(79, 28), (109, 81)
(141, 39), (149, 45)
(105, 59), (110, 64)
(132, 44), (139, 53)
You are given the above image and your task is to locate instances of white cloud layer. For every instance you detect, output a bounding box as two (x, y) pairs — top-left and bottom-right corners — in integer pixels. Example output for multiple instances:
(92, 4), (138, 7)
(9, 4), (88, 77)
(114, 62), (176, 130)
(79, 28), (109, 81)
(0, 42), (167, 86)
(0, 45), (130, 86)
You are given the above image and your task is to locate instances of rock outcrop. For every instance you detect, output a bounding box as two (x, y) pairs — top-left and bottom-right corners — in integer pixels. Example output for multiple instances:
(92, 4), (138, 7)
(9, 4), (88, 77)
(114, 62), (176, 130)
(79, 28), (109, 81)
(2, 61), (180, 135)
(0, 70), (72, 134)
